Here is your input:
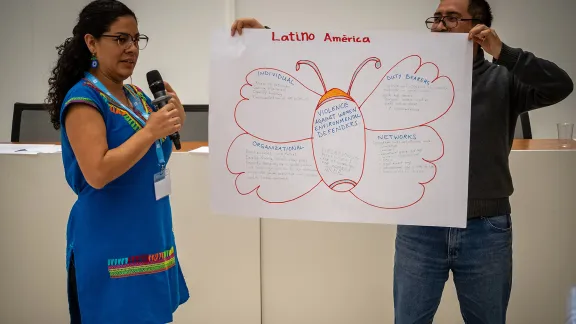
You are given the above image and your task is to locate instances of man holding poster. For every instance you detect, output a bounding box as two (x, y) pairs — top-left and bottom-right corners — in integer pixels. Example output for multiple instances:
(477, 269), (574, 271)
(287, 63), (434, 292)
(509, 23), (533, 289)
(226, 0), (573, 323)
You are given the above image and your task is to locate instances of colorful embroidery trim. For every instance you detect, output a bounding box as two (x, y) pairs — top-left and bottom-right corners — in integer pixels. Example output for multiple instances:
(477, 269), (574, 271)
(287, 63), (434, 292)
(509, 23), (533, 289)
(102, 94), (142, 131)
(77, 80), (166, 142)
(108, 247), (176, 279)
(64, 96), (97, 108)
(83, 81), (152, 132)
(125, 84), (152, 115)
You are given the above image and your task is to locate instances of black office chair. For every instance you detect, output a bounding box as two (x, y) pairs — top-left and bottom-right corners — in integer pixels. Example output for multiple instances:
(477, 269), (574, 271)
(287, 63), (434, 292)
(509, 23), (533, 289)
(181, 104), (209, 142)
(514, 112), (533, 139)
(12, 102), (209, 143)
(11, 103), (60, 142)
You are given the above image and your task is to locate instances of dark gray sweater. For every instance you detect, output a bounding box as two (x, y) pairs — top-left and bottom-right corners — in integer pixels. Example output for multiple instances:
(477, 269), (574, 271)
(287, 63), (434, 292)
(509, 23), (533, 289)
(467, 43), (573, 218)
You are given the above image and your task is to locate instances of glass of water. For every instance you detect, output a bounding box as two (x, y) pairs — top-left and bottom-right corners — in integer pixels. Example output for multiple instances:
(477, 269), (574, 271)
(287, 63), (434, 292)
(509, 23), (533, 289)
(557, 123), (574, 148)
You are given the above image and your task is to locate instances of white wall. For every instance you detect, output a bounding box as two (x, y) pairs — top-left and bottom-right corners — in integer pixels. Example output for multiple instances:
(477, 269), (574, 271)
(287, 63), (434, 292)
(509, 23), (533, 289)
(0, 0), (233, 141)
(235, 0), (576, 139)
(120, 0), (234, 104)
(3, 0), (572, 141)
(0, 0), (92, 141)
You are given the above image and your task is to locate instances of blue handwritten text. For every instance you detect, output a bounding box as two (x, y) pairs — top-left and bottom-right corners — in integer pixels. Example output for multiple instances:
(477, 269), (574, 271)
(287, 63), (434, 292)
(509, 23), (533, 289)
(377, 134), (417, 140)
(252, 141), (305, 151)
(257, 71), (295, 85)
(314, 101), (362, 138)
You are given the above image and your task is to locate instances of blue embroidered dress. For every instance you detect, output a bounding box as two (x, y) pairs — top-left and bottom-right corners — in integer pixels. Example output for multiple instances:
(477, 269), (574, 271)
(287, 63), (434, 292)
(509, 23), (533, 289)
(60, 76), (189, 324)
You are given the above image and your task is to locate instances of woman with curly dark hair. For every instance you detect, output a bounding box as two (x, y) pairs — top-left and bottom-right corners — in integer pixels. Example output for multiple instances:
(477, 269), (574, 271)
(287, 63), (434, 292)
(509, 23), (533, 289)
(45, 0), (189, 322)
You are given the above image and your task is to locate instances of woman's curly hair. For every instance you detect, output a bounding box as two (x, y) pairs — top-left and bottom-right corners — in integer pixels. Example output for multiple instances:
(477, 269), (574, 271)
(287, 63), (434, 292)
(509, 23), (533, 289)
(45, 0), (136, 130)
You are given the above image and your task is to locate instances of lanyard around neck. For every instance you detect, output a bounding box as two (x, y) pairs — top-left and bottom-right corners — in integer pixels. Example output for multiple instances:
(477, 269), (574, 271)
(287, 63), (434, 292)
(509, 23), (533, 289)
(84, 72), (166, 169)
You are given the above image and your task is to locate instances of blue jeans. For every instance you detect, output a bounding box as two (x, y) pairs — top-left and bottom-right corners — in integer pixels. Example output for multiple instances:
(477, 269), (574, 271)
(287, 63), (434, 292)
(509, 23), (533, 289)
(393, 214), (513, 324)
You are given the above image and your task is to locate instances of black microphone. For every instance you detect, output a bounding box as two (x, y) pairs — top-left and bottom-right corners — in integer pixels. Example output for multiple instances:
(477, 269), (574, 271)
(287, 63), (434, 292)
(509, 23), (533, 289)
(146, 70), (181, 150)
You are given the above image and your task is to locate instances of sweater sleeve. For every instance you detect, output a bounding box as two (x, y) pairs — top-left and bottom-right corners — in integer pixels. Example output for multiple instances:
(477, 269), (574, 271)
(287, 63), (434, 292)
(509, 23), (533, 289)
(495, 43), (573, 114)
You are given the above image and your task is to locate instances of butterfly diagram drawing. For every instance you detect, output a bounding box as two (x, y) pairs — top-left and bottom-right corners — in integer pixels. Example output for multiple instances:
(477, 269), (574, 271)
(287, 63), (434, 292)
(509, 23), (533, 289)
(224, 54), (455, 210)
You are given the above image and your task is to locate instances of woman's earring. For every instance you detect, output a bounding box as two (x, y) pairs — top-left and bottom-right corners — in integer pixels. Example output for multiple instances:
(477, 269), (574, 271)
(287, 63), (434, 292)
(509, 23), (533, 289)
(91, 53), (98, 68)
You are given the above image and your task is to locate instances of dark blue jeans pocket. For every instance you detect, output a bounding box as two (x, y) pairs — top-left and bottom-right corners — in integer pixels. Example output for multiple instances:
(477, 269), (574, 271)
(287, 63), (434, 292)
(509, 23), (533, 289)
(482, 214), (512, 232)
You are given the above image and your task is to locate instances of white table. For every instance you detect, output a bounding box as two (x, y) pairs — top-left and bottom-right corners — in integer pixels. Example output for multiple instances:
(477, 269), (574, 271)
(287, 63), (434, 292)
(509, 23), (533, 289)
(0, 143), (574, 323)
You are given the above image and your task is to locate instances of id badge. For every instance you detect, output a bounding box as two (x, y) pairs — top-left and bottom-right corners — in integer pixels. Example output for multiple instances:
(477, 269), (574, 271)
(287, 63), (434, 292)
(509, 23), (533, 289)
(154, 168), (171, 200)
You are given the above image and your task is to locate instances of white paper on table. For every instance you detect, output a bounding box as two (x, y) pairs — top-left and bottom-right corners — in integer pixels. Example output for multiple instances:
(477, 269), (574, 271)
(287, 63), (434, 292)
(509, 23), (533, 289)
(209, 29), (473, 228)
(189, 146), (209, 154)
(0, 144), (61, 155)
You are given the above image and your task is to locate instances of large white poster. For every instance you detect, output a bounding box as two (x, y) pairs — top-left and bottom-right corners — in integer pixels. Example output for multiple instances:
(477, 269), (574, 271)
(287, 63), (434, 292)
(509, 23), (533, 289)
(209, 29), (473, 227)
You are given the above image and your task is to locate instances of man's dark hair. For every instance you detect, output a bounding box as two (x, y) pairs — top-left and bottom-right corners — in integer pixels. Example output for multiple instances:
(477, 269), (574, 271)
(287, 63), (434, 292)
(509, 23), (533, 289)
(468, 0), (493, 27)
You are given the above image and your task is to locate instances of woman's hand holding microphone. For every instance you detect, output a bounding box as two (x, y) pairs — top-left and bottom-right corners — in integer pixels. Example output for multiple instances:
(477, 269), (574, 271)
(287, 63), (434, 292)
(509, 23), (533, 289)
(143, 100), (182, 141)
